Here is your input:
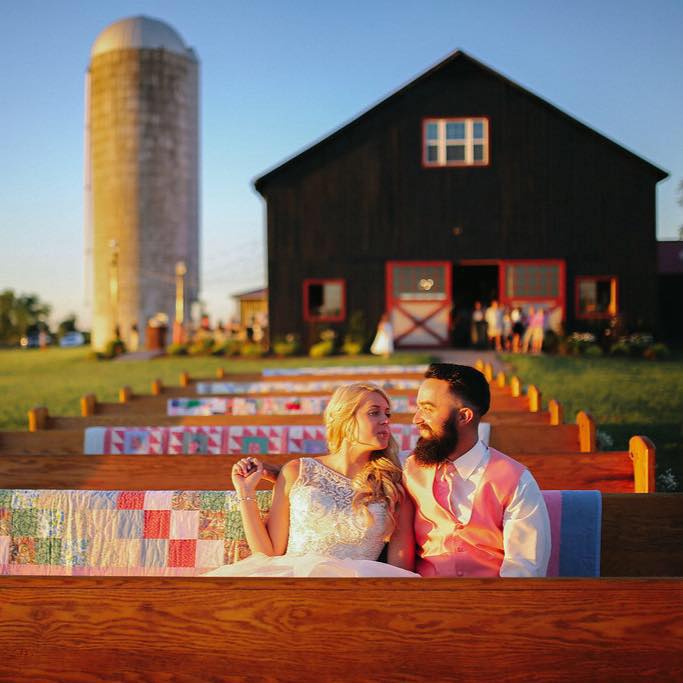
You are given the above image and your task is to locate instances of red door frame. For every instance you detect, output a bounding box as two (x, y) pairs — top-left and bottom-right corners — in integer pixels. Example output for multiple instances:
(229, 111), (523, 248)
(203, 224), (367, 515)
(385, 261), (453, 348)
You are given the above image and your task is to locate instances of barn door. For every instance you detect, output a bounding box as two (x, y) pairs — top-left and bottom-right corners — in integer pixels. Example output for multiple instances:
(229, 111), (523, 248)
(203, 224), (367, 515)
(386, 261), (452, 348)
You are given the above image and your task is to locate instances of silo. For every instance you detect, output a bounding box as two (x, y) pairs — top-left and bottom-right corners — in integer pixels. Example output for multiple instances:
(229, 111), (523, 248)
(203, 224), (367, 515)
(86, 16), (199, 351)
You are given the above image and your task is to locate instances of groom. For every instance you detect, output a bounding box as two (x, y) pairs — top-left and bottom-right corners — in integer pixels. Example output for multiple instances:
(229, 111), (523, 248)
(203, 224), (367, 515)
(402, 363), (550, 577)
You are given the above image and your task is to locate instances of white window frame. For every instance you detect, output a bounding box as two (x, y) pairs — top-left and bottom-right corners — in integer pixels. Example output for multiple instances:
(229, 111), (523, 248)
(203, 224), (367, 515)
(423, 117), (489, 167)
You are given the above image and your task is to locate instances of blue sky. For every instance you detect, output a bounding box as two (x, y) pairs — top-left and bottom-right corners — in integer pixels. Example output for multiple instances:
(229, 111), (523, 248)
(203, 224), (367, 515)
(1, 0), (682, 326)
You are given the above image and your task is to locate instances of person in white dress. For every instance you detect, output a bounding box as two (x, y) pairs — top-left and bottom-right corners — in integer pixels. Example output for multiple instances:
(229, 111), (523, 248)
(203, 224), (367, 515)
(370, 313), (394, 357)
(203, 383), (418, 577)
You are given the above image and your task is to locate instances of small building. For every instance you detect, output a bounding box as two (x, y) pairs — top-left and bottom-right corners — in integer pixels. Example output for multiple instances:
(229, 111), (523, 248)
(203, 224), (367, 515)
(232, 287), (268, 330)
(254, 51), (667, 348)
(657, 241), (683, 342)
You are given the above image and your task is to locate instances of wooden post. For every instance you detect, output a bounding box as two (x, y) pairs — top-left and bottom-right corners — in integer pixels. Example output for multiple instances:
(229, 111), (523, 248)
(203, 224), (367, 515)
(527, 385), (541, 413)
(28, 406), (49, 432)
(629, 435), (656, 493)
(119, 386), (132, 403)
(577, 411), (596, 453)
(216, 368), (226, 379)
(151, 379), (164, 396)
(548, 399), (564, 426)
(80, 394), (97, 417)
(180, 371), (190, 388)
(510, 376), (521, 398)
(483, 363), (494, 383)
(474, 359), (485, 372)
(496, 372), (506, 388)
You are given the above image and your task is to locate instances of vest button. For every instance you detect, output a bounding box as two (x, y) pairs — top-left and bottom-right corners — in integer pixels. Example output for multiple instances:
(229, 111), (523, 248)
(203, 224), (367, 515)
(456, 546), (465, 552)
(456, 570), (464, 577)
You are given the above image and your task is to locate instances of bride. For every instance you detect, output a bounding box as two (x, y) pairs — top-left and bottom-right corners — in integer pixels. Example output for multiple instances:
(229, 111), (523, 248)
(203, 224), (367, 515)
(204, 382), (418, 577)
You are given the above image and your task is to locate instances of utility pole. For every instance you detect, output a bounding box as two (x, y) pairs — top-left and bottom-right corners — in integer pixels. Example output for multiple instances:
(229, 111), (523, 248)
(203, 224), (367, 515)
(173, 260), (187, 344)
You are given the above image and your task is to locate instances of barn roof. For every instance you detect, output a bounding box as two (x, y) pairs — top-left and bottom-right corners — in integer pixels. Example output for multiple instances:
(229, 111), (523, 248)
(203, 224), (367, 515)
(254, 49), (668, 192)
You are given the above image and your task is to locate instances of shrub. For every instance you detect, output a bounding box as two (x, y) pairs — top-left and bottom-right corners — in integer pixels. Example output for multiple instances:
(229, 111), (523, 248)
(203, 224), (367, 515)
(309, 340), (334, 358)
(584, 344), (603, 357)
(212, 340), (242, 357)
(188, 338), (215, 356)
(342, 340), (363, 355)
(565, 332), (596, 355)
(240, 342), (265, 358)
(167, 343), (188, 356)
(542, 330), (560, 354)
(643, 343), (670, 360)
(343, 310), (367, 353)
(609, 340), (631, 356)
(272, 333), (300, 357)
(103, 338), (126, 359)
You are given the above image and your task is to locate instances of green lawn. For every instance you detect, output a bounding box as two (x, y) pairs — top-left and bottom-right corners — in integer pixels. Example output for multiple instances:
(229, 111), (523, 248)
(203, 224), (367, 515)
(502, 353), (683, 491)
(0, 348), (433, 431)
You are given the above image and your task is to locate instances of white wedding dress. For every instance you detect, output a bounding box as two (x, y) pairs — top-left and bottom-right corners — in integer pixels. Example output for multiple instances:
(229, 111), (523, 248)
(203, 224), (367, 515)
(203, 457), (418, 577)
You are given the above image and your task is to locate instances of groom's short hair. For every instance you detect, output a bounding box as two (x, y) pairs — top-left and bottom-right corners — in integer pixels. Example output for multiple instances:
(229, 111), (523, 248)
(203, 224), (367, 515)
(424, 363), (490, 417)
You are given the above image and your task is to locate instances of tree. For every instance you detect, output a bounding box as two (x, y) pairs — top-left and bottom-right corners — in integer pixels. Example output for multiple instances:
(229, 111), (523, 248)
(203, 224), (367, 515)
(57, 314), (78, 339)
(0, 289), (51, 345)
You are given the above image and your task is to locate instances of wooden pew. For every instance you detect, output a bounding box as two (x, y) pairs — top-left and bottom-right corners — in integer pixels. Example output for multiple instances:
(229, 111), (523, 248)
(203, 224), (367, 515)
(0, 437), (655, 492)
(35, 408), (565, 428)
(77, 389), (552, 420)
(0, 576), (681, 681)
(1, 413), (598, 455)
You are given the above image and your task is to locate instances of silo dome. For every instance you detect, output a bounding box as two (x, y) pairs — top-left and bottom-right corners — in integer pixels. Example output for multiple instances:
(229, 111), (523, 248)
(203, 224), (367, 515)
(91, 15), (191, 58)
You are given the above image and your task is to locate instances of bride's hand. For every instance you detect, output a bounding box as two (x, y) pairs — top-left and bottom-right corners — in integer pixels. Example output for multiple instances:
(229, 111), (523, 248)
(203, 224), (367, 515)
(232, 457), (264, 495)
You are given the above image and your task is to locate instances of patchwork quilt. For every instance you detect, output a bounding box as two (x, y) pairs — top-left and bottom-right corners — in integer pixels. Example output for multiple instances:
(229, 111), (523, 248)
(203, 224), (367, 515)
(0, 489), (271, 576)
(167, 395), (416, 416)
(262, 364), (429, 377)
(0, 488), (601, 577)
(83, 424), (421, 455)
(196, 379), (422, 395)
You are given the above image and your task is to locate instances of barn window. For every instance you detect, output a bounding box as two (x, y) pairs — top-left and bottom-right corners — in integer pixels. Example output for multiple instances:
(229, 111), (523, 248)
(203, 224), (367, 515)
(576, 276), (618, 319)
(303, 279), (346, 322)
(423, 117), (489, 167)
(506, 263), (560, 299)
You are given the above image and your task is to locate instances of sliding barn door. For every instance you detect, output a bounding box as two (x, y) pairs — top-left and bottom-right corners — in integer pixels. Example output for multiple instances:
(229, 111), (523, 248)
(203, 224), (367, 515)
(386, 261), (452, 348)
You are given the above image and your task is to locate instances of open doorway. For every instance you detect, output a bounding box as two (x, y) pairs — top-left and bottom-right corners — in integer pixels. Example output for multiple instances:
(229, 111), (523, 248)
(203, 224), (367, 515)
(452, 263), (499, 347)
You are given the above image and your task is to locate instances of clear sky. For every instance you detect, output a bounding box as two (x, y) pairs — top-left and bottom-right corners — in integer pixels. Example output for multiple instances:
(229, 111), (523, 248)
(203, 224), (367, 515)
(1, 0), (682, 327)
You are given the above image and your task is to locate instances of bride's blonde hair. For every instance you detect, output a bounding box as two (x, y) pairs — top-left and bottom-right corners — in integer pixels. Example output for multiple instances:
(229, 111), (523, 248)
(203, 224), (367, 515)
(324, 383), (405, 536)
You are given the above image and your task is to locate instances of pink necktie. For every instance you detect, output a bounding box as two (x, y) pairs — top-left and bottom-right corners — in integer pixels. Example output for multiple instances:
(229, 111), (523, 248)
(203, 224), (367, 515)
(434, 461), (457, 517)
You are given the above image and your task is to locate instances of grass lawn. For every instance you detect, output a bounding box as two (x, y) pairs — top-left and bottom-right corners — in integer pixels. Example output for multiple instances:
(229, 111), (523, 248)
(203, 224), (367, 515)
(502, 353), (683, 491)
(0, 347), (434, 431)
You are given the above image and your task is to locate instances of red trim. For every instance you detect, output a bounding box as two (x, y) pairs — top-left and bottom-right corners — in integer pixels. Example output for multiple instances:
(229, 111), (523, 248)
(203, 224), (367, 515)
(421, 116), (491, 169)
(386, 261), (452, 348)
(575, 275), (619, 320)
(302, 278), (346, 322)
(498, 259), (566, 321)
(458, 258), (501, 266)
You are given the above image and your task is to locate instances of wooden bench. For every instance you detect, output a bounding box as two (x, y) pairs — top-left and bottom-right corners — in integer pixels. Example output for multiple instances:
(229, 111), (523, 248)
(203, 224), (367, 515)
(2, 413), (598, 455)
(0, 577), (681, 681)
(0, 489), (679, 576)
(0, 437), (655, 492)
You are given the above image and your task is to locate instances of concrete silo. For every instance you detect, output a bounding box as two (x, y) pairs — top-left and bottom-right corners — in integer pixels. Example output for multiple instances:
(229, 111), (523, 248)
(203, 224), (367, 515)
(85, 16), (199, 351)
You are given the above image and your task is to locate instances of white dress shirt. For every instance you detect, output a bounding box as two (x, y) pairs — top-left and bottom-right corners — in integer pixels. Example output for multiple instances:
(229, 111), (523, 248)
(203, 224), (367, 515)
(401, 440), (551, 577)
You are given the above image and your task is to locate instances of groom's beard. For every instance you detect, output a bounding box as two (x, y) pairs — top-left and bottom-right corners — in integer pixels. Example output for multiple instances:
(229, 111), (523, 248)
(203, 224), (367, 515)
(413, 412), (459, 466)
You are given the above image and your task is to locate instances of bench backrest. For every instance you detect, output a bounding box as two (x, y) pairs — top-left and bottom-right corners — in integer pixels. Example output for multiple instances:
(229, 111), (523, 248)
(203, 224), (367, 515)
(0, 443), (654, 492)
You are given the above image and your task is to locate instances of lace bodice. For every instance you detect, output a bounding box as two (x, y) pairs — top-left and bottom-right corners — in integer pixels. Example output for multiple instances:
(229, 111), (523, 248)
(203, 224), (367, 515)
(286, 457), (388, 561)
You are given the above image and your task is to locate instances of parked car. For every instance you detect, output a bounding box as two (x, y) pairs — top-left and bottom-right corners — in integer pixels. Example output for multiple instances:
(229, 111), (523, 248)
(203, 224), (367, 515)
(59, 331), (85, 347)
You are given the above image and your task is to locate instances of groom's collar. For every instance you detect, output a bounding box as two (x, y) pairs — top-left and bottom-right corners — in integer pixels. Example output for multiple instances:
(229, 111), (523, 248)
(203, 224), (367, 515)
(446, 440), (489, 481)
